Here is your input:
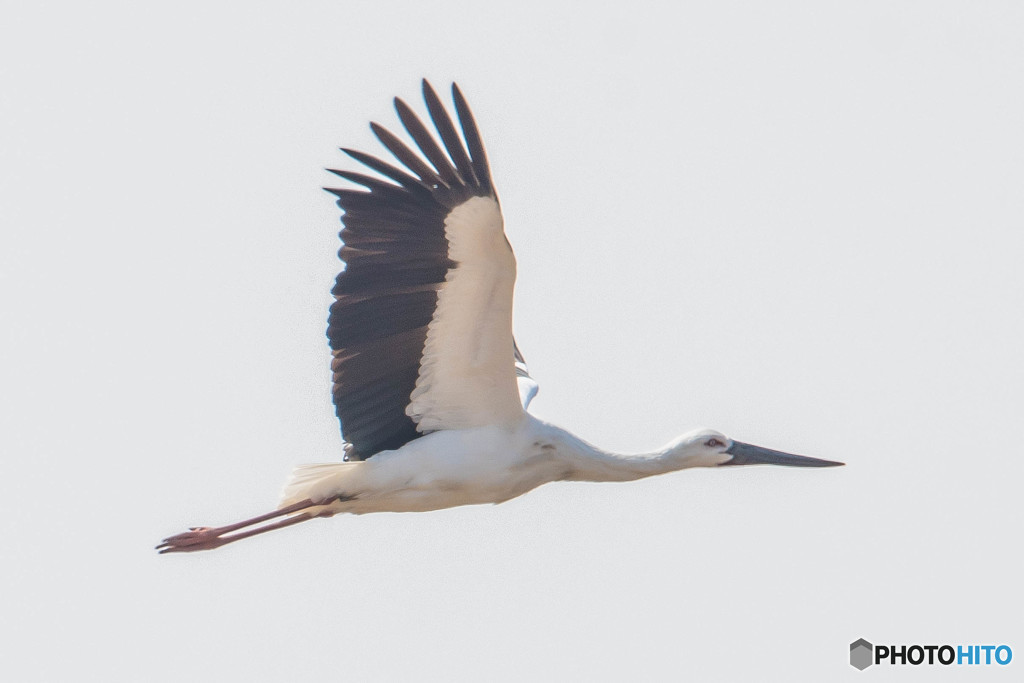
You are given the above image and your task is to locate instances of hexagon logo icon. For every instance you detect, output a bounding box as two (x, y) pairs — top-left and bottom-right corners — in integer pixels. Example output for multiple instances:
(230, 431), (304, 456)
(850, 639), (873, 670)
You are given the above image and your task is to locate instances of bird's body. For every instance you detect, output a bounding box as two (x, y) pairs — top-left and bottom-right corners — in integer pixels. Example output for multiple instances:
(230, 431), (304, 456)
(158, 81), (842, 554)
(280, 418), (728, 517)
(282, 418), (570, 516)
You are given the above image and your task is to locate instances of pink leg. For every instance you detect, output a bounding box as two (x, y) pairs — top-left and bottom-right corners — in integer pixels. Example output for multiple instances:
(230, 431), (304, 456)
(156, 498), (332, 554)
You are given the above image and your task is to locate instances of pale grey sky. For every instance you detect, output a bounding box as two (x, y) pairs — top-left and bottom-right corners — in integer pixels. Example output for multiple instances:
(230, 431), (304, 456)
(2, 2), (1022, 681)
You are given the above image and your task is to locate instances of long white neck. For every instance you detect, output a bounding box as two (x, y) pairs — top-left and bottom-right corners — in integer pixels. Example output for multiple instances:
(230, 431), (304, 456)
(546, 426), (687, 483)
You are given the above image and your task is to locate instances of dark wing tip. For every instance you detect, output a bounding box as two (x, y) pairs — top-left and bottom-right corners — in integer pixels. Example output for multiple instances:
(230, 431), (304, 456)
(393, 95), (462, 187)
(370, 120), (444, 187)
(450, 82), (493, 196)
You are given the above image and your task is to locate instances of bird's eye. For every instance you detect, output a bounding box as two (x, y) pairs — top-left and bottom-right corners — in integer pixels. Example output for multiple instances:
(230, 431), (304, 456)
(705, 438), (722, 448)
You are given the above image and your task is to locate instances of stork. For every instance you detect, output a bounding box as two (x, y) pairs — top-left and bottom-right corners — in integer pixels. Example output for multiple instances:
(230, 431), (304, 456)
(157, 81), (843, 554)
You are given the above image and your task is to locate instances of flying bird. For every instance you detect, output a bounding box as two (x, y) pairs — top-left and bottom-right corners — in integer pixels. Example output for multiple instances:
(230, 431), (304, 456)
(158, 81), (842, 554)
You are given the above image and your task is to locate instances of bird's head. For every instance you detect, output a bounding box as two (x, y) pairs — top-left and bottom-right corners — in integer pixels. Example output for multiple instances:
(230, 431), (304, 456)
(665, 429), (844, 469)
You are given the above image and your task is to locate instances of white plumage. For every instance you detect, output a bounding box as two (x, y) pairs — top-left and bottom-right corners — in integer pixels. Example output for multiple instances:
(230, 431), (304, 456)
(158, 81), (842, 554)
(408, 196), (519, 432)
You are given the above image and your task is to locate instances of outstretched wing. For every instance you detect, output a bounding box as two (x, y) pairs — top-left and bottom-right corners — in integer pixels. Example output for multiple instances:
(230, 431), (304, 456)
(326, 81), (527, 460)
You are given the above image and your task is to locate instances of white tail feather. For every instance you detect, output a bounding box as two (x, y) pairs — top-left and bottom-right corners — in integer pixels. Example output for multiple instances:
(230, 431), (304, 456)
(279, 462), (356, 508)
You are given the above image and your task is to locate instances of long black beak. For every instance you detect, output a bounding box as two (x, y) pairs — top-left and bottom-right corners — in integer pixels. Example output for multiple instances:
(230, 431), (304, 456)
(721, 441), (844, 468)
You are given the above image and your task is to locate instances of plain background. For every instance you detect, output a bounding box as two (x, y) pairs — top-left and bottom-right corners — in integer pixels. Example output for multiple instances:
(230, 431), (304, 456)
(2, 2), (1021, 681)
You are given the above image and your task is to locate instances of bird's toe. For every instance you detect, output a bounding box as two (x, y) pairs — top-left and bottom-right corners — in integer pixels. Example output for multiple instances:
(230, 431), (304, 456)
(156, 527), (226, 553)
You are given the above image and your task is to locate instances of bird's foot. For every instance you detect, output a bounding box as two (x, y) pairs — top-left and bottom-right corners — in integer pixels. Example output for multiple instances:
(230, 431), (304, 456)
(156, 526), (231, 554)
(156, 498), (330, 554)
